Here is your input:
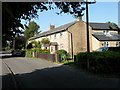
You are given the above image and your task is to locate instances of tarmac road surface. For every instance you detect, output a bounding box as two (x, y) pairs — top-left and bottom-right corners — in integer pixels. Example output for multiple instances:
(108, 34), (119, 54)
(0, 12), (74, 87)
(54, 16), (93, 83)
(2, 56), (120, 88)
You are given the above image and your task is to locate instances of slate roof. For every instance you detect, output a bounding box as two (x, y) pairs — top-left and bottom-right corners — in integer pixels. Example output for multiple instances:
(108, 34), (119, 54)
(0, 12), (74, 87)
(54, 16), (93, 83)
(50, 42), (58, 46)
(29, 21), (77, 40)
(89, 23), (119, 30)
(29, 21), (120, 40)
(92, 32), (120, 41)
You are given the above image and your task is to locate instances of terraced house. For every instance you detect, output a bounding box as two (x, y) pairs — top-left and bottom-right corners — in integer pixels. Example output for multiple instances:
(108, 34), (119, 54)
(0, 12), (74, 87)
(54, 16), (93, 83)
(28, 17), (120, 57)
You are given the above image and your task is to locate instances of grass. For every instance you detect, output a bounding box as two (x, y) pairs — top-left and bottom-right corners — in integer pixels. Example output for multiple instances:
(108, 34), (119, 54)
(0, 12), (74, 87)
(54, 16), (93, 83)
(56, 59), (74, 65)
(25, 56), (74, 65)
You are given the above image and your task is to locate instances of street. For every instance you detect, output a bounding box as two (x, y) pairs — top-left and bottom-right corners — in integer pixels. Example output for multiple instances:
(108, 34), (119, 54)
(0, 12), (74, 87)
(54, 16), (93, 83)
(1, 55), (120, 88)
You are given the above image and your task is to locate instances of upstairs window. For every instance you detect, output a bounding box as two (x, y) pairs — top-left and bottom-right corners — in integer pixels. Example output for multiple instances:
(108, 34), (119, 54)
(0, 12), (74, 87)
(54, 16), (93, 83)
(54, 34), (56, 39)
(103, 30), (112, 37)
(103, 30), (109, 35)
(116, 42), (120, 47)
(60, 32), (62, 37)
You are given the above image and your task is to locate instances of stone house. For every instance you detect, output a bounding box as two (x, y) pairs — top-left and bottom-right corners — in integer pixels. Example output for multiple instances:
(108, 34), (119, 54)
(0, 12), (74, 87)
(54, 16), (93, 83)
(28, 17), (120, 57)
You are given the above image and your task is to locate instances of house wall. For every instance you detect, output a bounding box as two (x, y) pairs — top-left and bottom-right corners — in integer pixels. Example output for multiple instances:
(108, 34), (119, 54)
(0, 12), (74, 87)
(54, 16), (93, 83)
(92, 30), (118, 33)
(68, 21), (93, 55)
(28, 31), (69, 54)
(99, 41), (117, 47)
(47, 31), (69, 53)
(92, 36), (100, 51)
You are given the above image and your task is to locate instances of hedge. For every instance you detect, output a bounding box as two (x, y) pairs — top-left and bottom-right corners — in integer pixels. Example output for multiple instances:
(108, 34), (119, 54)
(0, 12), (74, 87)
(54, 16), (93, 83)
(25, 49), (50, 57)
(76, 51), (120, 74)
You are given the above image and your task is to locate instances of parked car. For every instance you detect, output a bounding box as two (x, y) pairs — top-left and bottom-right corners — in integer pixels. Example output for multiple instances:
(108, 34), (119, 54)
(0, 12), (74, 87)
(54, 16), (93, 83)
(96, 47), (120, 52)
(11, 50), (22, 56)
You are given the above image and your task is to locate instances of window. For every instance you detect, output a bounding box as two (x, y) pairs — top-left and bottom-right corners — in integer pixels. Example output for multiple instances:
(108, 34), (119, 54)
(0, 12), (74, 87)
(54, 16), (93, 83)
(104, 42), (109, 47)
(54, 34), (56, 39)
(116, 42), (120, 47)
(103, 30), (109, 35)
(103, 30), (112, 36)
(60, 32), (62, 37)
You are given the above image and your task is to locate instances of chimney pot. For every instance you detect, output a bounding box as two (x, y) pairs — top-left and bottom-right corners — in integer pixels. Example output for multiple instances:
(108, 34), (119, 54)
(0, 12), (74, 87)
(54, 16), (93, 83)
(77, 16), (82, 21)
(50, 25), (55, 29)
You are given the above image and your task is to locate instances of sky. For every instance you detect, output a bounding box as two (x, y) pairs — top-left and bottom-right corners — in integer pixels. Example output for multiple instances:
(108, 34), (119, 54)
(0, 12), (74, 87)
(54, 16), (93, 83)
(21, 2), (119, 32)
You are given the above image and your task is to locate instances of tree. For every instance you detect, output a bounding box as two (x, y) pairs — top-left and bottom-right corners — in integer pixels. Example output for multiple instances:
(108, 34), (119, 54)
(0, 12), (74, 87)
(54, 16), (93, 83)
(31, 41), (41, 48)
(107, 21), (120, 34)
(24, 21), (40, 39)
(14, 36), (27, 50)
(107, 21), (119, 27)
(41, 38), (50, 45)
(2, 2), (85, 46)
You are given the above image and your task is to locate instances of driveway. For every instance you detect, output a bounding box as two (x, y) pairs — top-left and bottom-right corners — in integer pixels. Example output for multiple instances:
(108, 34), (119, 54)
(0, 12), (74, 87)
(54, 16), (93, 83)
(2, 56), (120, 88)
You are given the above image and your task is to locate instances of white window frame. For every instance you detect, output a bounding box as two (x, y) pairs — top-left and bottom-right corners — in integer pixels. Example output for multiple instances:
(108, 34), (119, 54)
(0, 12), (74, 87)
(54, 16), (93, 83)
(116, 41), (120, 47)
(54, 34), (56, 39)
(103, 30), (109, 35)
(60, 32), (62, 37)
(104, 41), (109, 47)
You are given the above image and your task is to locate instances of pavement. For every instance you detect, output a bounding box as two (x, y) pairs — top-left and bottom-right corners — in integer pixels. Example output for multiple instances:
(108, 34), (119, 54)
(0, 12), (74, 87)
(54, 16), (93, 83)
(1, 60), (17, 89)
(1, 56), (120, 88)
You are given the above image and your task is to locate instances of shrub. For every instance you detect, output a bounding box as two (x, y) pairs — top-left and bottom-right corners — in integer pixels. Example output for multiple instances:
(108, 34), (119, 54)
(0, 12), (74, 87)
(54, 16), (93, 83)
(25, 50), (33, 57)
(41, 38), (50, 45)
(76, 51), (120, 74)
(55, 50), (67, 55)
(26, 43), (33, 49)
(55, 50), (71, 61)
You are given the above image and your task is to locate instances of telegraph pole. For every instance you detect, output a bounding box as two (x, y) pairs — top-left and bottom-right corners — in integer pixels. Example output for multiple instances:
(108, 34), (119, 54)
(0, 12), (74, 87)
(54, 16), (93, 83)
(85, 0), (96, 69)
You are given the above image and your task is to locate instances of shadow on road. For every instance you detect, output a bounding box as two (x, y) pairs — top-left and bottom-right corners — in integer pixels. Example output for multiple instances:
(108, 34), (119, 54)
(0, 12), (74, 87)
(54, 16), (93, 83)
(2, 64), (120, 89)
(1, 55), (25, 59)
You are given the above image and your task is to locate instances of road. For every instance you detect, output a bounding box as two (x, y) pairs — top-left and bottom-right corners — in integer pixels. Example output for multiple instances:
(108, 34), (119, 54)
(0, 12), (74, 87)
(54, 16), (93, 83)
(2, 56), (120, 88)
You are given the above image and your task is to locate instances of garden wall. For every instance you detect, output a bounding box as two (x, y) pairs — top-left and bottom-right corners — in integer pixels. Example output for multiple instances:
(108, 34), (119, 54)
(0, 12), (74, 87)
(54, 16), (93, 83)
(26, 51), (61, 62)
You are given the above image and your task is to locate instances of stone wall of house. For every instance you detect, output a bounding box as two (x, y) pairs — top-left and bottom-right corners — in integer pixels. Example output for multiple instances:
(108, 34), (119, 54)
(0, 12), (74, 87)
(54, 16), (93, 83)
(47, 31), (69, 53)
(68, 21), (92, 55)
(92, 36), (100, 51)
(99, 41), (117, 47)
(92, 30), (118, 33)
(28, 31), (69, 54)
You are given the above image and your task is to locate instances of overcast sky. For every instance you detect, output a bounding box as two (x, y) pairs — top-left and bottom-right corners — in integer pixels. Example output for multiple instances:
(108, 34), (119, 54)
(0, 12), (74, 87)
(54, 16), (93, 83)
(21, 2), (118, 32)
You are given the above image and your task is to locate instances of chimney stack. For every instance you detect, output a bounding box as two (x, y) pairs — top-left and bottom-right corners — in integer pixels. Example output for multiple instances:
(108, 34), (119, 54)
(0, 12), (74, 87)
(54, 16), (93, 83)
(50, 25), (55, 29)
(77, 16), (82, 21)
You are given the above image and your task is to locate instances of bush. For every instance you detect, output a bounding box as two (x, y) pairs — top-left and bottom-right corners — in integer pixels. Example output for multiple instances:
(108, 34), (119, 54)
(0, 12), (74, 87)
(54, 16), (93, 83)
(55, 50), (71, 61)
(76, 51), (120, 74)
(25, 48), (50, 57)
(25, 50), (33, 57)
(55, 50), (67, 55)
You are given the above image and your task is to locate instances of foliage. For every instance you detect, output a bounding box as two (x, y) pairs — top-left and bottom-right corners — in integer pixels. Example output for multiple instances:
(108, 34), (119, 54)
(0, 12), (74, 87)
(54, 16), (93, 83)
(31, 41), (41, 48)
(3, 2), (85, 46)
(41, 38), (50, 45)
(55, 50), (71, 61)
(26, 43), (33, 49)
(24, 21), (40, 39)
(107, 21), (120, 34)
(25, 50), (33, 57)
(35, 49), (50, 53)
(55, 49), (67, 55)
(107, 21), (119, 28)
(14, 36), (27, 50)
(5, 46), (11, 50)
(76, 51), (120, 74)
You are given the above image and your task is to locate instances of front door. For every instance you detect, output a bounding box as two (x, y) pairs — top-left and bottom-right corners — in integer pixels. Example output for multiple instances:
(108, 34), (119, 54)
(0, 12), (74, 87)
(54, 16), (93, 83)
(55, 45), (58, 51)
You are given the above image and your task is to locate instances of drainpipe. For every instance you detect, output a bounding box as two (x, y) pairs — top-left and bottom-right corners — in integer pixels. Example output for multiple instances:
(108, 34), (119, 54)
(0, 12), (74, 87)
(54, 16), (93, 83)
(68, 31), (73, 59)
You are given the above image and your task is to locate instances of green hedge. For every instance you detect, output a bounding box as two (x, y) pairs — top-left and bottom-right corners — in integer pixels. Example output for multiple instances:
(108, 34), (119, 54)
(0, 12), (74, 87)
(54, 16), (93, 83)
(55, 50), (71, 61)
(26, 50), (33, 57)
(76, 51), (120, 74)
(25, 49), (50, 57)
